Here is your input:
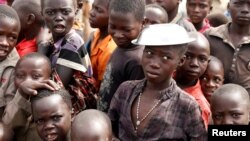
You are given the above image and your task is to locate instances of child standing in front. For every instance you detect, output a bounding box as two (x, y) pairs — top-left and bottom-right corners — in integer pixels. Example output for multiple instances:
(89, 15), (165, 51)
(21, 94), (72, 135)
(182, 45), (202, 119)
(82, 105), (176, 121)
(31, 89), (72, 141)
(175, 32), (211, 129)
(108, 24), (207, 140)
(0, 4), (20, 117)
(211, 84), (250, 125)
(98, 0), (145, 112)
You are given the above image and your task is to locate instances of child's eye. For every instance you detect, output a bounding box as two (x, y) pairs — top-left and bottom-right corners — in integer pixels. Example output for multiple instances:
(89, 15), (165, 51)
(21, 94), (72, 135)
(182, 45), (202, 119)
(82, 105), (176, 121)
(162, 56), (168, 60)
(36, 119), (45, 125)
(199, 57), (208, 63)
(32, 74), (42, 80)
(8, 35), (17, 42)
(231, 113), (242, 119)
(185, 54), (192, 59)
(214, 78), (222, 83)
(46, 11), (55, 15)
(52, 115), (62, 122)
(201, 76), (208, 82)
(213, 114), (223, 120)
(15, 73), (25, 79)
(62, 10), (72, 15)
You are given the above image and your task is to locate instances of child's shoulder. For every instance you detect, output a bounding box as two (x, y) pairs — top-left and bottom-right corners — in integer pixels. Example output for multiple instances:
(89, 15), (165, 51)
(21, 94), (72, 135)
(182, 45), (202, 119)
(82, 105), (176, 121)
(62, 30), (84, 50)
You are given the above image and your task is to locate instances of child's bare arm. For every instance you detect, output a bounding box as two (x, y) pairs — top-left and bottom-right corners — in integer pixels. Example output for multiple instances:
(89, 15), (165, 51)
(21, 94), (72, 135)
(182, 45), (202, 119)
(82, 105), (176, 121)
(18, 79), (60, 99)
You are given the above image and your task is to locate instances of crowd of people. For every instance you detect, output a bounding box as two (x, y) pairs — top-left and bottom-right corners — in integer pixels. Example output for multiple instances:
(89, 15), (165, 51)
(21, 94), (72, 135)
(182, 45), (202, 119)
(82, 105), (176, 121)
(0, 0), (249, 141)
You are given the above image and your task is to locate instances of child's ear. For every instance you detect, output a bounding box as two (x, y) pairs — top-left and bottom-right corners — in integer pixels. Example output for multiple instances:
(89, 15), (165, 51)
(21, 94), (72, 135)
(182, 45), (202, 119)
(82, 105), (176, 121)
(178, 55), (186, 67)
(71, 108), (76, 122)
(210, 6), (213, 12)
(27, 13), (35, 25)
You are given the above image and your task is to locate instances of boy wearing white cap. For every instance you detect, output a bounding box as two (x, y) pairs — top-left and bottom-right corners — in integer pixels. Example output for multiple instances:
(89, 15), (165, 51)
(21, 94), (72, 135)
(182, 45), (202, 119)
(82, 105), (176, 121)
(108, 23), (207, 140)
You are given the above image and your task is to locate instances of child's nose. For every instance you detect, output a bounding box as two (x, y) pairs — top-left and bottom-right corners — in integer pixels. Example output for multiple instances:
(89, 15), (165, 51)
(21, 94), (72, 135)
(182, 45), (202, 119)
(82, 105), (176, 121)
(0, 36), (9, 46)
(55, 13), (63, 21)
(190, 58), (199, 67)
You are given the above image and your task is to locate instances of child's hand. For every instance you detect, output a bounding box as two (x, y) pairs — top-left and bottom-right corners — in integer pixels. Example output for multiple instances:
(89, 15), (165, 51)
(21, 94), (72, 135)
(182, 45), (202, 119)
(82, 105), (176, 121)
(18, 79), (60, 100)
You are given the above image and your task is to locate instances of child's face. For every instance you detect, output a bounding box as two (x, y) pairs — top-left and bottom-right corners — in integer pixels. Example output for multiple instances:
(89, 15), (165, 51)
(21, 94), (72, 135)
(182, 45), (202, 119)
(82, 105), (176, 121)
(186, 0), (211, 24)
(32, 94), (72, 141)
(229, 0), (250, 25)
(0, 17), (19, 62)
(155, 0), (179, 13)
(144, 8), (167, 26)
(15, 58), (51, 88)
(177, 40), (210, 81)
(89, 0), (109, 29)
(142, 46), (183, 85)
(200, 61), (224, 102)
(42, 0), (75, 41)
(211, 93), (250, 125)
(108, 10), (142, 48)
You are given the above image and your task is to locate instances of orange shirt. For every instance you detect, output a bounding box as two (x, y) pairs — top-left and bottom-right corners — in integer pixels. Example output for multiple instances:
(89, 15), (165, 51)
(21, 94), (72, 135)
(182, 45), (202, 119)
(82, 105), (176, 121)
(90, 29), (117, 90)
(183, 80), (211, 129)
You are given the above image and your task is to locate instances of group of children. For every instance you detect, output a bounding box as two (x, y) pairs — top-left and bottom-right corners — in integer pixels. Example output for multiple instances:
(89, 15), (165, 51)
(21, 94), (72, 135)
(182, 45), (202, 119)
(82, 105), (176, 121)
(0, 0), (250, 141)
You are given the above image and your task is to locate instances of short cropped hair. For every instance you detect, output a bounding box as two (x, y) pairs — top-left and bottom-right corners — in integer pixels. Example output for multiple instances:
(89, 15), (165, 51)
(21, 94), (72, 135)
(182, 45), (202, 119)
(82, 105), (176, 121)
(0, 4), (20, 29)
(15, 52), (52, 75)
(41, 0), (77, 10)
(145, 3), (168, 23)
(109, 0), (145, 22)
(31, 89), (72, 109)
(187, 0), (212, 6)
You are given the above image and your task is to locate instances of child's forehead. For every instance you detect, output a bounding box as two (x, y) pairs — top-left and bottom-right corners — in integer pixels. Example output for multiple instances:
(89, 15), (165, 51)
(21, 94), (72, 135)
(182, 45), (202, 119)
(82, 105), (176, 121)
(43, 0), (75, 8)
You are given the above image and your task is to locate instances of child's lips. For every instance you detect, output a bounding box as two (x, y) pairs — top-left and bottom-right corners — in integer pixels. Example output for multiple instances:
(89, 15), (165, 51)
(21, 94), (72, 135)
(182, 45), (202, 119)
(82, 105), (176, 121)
(146, 71), (160, 79)
(45, 133), (58, 141)
(53, 24), (65, 33)
(0, 49), (8, 56)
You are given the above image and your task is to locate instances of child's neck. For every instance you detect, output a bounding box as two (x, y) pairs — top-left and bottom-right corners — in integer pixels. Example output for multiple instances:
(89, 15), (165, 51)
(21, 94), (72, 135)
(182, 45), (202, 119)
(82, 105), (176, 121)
(146, 79), (171, 92)
(176, 77), (198, 89)
(230, 23), (250, 36)
(168, 7), (179, 22)
(193, 20), (205, 31)
(99, 27), (109, 40)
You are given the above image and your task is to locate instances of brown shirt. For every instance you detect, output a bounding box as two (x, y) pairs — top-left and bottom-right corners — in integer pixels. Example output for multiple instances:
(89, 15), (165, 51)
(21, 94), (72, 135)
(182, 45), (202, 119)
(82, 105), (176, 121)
(204, 23), (250, 95)
(0, 48), (19, 116)
(108, 79), (207, 141)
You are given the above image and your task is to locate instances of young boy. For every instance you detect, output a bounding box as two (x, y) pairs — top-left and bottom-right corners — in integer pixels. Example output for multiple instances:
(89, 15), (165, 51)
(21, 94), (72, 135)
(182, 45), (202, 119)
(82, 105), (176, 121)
(211, 84), (250, 125)
(200, 56), (224, 103)
(144, 3), (168, 26)
(0, 4), (20, 117)
(71, 109), (113, 141)
(204, 0), (250, 96)
(155, 0), (196, 32)
(108, 23), (207, 140)
(186, 0), (212, 32)
(175, 32), (211, 128)
(11, 0), (44, 57)
(98, 0), (145, 112)
(31, 89), (72, 141)
(88, 0), (116, 90)
(40, 0), (95, 112)
(2, 53), (53, 141)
